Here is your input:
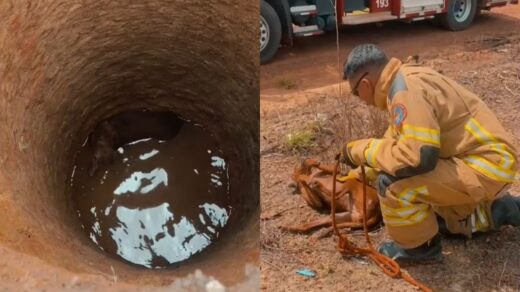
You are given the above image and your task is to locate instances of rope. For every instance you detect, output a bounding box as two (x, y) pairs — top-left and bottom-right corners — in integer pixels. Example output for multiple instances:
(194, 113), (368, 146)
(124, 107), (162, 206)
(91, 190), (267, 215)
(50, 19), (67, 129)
(329, 0), (343, 95)
(324, 2), (432, 290)
(331, 162), (432, 292)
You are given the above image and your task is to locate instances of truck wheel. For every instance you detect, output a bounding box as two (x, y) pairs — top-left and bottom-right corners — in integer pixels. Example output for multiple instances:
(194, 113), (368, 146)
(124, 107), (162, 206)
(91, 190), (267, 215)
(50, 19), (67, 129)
(438, 0), (478, 31)
(260, 1), (282, 64)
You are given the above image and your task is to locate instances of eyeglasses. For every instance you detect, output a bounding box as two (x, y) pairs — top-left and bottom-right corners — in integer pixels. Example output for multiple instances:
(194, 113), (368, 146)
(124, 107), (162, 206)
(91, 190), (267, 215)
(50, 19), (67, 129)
(350, 72), (368, 97)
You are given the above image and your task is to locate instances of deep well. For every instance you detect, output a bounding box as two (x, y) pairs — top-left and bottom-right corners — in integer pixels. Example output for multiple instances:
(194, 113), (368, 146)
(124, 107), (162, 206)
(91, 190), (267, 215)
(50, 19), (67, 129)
(0, 0), (259, 289)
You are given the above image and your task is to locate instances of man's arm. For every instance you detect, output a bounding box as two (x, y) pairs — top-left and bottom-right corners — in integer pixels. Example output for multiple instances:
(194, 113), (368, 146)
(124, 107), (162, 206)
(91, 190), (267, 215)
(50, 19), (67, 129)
(345, 90), (441, 178)
(346, 125), (393, 183)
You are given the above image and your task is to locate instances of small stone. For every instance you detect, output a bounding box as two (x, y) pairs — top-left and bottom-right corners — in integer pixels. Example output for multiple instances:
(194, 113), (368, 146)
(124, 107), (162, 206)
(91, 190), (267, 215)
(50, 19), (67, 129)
(205, 280), (225, 292)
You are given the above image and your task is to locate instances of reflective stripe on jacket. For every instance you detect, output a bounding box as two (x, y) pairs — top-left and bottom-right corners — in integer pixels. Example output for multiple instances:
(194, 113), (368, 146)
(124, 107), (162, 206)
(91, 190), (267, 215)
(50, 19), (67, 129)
(348, 58), (518, 183)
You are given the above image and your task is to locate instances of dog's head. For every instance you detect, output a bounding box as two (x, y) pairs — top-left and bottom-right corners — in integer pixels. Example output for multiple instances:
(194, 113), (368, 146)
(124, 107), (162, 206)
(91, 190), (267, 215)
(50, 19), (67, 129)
(405, 55), (420, 65)
(88, 121), (118, 177)
(88, 145), (116, 177)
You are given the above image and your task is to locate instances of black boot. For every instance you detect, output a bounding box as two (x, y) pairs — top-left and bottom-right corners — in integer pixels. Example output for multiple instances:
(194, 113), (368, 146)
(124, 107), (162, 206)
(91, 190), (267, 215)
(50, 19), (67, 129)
(491, 193), (520, 229)
(435, 215), (468, 238)
(436, 215), (451, 236)
(378, 234), (442, 262)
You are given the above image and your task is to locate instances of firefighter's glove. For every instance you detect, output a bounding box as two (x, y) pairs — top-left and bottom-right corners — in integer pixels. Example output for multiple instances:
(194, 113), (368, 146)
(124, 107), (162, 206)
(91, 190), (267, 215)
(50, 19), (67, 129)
(339, 142), (357, 169)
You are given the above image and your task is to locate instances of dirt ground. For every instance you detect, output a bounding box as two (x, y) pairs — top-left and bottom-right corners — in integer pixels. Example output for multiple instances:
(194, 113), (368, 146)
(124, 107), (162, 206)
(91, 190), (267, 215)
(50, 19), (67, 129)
(260, 5), (520, 95)
(260, 5), (520, 292)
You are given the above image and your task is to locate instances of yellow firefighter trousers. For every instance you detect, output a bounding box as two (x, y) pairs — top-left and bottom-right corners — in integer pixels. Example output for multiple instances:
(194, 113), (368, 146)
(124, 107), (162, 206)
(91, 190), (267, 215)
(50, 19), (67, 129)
(380, 157), (509, 248)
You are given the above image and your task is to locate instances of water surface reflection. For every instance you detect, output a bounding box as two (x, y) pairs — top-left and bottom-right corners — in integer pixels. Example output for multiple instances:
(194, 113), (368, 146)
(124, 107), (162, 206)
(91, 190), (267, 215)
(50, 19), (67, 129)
(71, 123), (231, 268)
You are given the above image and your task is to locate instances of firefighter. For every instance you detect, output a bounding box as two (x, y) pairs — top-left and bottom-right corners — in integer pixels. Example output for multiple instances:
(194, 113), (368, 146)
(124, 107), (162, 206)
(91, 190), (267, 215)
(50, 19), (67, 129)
(339, 44), (520, 262)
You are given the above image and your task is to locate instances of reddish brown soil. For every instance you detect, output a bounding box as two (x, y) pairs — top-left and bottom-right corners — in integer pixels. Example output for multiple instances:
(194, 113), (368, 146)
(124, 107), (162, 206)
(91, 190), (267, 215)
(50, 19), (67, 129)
(260, 6), (520, 292)
(260, 5), (520, 95)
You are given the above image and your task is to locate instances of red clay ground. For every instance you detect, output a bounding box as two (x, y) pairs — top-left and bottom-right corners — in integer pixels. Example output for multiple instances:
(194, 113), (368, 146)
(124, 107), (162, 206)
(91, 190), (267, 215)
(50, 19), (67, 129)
(260, 5), (520, 95)
(260, 6), (520, 292)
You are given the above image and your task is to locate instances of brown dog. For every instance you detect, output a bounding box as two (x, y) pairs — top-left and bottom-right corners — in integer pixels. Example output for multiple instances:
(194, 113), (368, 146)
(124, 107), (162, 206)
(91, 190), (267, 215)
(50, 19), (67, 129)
(282, 158), (381, 235)
(88, 110), (184, 176)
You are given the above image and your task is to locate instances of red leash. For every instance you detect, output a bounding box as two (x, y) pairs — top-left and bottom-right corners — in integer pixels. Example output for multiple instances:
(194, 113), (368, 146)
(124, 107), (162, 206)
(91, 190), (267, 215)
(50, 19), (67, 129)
(331, 162), (432, 292)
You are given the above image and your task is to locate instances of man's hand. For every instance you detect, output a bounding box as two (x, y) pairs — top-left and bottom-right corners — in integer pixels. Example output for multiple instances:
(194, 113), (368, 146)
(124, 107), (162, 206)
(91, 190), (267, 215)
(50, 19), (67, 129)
(338, 142), (357, 168)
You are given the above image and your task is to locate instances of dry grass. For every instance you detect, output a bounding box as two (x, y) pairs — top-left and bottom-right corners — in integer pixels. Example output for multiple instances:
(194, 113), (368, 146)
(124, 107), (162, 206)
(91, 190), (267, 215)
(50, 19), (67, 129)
(277, 78), (297, 90)
(284, 119), (325, 153)
(268, 92), (389, 161)
(260, 220), (306, 273)
(323, 93), (388, 159)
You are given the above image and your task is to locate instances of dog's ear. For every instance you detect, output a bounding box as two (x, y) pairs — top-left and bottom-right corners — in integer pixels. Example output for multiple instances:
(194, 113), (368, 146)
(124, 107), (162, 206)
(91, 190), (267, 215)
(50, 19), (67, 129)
(288, 182), (301, 194)
(300, 157), (312, 169)
(294, 158), (308, 177)
(405, 55), (420, 64)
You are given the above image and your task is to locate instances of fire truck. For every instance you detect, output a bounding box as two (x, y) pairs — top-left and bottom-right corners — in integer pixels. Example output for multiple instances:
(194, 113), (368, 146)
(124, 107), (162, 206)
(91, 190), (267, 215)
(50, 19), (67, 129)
(260, 0), (518, 64)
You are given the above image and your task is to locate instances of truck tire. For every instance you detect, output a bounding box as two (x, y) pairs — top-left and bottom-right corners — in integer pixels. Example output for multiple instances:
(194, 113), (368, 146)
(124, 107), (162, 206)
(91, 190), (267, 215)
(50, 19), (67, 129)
(260, 0), (282, 64)
(438, 0), (478, 31)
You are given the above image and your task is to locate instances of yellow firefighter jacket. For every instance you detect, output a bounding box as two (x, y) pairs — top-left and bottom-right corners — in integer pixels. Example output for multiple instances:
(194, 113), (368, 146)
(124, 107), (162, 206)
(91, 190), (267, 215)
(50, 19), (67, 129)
(347, 58), (518, 183)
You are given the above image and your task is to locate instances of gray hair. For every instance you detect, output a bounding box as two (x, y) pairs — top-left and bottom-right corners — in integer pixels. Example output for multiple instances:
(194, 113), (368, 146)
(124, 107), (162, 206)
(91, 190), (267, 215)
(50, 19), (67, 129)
(343, 44), (388, 80)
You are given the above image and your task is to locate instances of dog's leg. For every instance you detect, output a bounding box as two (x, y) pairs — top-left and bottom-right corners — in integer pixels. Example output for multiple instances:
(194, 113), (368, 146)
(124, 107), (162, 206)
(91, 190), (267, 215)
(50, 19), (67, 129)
(313, 227), (334, 239)
(325, 212), (381, 232)
(329, 221), (364, 229)
(364, 213), (381, 228)
(315, 222), (364, 239)
(315, 212), (382, 239)
(313, 163), (337, 174)
(300, 158), (337, 174)
(280, 212), (353, 233)
(333, 209), (383, 228)
(295, 176), (325, 209)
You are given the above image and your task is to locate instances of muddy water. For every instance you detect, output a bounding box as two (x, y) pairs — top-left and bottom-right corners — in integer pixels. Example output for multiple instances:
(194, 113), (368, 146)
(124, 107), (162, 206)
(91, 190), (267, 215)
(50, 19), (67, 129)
(70, 122), (231, 268)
